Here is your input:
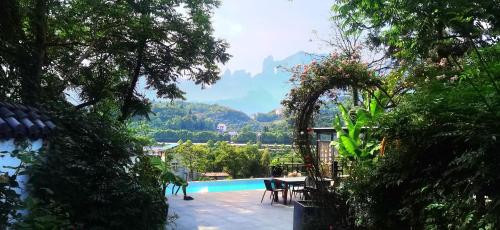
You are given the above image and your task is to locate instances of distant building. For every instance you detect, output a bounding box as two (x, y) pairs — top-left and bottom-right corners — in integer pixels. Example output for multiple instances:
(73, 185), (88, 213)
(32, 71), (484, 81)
(228, 131), (238, 137)
(216, 123), (227, 133)
(201, 172), (230, 180)
(169, 154), (190, 180)
(143, 142), (179, 161)
(144, 143), (194, 181)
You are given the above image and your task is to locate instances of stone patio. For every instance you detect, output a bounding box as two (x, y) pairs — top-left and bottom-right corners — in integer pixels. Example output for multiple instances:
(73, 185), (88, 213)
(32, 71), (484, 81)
(166, 190), (294, 230)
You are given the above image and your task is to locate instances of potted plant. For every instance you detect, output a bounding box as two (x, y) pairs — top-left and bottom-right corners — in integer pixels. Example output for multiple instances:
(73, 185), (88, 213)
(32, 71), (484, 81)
(293, 198), (336, 230)
(293, 180), (357, 230)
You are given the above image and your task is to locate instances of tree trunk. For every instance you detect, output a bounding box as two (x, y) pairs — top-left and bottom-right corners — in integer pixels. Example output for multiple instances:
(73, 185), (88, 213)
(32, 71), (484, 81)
(21, 0), (47, 105)
(189, 163), (193, 180)
(352, 87), (359, 106)
(119, 42), (145, 121)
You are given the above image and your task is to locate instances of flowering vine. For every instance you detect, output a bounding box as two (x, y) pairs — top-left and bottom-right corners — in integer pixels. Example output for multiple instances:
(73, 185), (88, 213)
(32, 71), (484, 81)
(281, 51), (382, 178)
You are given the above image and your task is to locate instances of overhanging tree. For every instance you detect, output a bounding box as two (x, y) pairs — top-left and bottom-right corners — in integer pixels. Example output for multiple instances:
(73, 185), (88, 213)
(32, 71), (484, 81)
(0, 0), (230, 120)
(0, 0), (230, 228)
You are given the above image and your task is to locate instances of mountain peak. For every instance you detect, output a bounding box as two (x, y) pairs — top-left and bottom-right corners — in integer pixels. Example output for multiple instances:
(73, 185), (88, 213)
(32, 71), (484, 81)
(161, 51), (324, 114)
(262, 55), (275, 75)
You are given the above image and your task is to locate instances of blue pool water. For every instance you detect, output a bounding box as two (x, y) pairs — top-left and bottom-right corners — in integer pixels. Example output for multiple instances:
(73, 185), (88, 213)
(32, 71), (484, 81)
(166, 179), (265, 194)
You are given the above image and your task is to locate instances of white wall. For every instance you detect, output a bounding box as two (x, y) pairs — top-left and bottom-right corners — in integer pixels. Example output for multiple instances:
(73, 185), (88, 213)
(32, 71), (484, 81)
(0, 139), (43, 199)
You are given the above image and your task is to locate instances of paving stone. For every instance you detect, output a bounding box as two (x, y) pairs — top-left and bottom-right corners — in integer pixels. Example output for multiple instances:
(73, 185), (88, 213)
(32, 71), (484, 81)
(167, 190), (294, 229)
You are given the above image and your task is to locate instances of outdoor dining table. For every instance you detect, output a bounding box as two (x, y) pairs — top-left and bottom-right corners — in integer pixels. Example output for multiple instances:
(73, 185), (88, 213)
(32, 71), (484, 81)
(272, 176), (334, 205)
(273, 176), (306, 205)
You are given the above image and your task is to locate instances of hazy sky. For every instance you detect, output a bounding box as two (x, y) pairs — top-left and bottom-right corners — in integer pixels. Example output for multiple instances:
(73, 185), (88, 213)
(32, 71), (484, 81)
(212, 0), (334, 74)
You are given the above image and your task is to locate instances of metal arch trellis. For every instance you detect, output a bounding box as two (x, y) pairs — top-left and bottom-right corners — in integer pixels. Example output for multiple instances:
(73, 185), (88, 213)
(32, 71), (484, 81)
(281, 56), (384, 183)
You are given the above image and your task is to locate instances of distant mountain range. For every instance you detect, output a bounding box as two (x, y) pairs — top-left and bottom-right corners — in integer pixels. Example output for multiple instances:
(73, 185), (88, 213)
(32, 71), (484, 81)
(141, 51), (324, 115)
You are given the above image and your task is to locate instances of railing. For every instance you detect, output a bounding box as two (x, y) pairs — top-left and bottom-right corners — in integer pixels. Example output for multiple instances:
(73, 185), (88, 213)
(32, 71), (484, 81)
(270, 161), (344, 179)
(269, 163), (305, 177)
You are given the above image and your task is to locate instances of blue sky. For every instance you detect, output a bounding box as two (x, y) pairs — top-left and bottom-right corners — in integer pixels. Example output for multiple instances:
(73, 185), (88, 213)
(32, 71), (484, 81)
(137, 1), (336, 113)
(211, 0), (334, 74)
(69, 1), (337, 112)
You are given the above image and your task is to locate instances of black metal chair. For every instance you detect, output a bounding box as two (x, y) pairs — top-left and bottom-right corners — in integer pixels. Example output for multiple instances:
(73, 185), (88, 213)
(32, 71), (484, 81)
(302, 177), (333, 200)
(261, 179), (285, 205)
(291, 180), (306, 200)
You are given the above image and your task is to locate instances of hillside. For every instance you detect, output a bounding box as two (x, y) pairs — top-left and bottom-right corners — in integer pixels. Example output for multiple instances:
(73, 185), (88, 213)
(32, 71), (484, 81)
(148, 101), (252, 131)
(135, 101), (341, 144)
(134, 101), (293, 144)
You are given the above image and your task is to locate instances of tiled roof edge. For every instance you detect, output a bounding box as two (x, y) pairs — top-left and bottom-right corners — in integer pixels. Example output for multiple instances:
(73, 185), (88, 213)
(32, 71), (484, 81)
(0, 102), (56, 140)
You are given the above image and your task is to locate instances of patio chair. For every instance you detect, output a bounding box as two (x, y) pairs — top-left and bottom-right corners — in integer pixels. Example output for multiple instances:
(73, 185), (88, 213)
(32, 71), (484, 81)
(302, 176), (319, 200)
(291, 179), (306, 199)
(302, 177), (332, 200)
(261, 179), (285, 205)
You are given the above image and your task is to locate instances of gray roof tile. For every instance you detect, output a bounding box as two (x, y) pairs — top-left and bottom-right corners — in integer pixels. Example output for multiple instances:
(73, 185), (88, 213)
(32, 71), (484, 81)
(0, 102), (55, 140)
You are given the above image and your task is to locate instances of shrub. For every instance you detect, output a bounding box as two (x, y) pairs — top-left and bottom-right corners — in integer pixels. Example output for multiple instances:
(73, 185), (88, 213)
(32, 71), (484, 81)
(27, 107), (166, 229)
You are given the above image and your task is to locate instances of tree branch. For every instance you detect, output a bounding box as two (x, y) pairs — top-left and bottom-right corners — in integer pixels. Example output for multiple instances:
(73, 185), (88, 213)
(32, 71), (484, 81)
(119, 41), (146, 122)
(75, 98), (100, 110)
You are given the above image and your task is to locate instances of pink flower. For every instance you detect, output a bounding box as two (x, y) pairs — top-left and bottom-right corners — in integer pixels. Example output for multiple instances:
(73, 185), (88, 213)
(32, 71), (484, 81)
(302, 66), (309, 74)
(436, 74), (446, 80)
(439, 58), (448, 67)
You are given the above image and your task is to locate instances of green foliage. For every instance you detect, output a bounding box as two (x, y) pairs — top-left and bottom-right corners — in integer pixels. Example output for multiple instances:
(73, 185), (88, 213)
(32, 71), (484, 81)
(269, 146), (302, 166)
(332, 92), (383, 160)
(0, 169), (22, 229)
(282, 50), (381, 178)
(259, 130), (292, 145)
(164, 141), (270, 179)
(333, 0), (500, 63)
(367, 53), (500, 228)
(27, 108), (166, 229)
(127, 120), (156, 146)
(1, 0), (229, 228)
(16, 197), (72, 230)
(239, 144), (263, 177)
(135, 101), (293, 144)
(314, 101), (341, 127)
(175, 140), (209, 180)
(145, 102), (251, 131)
(254, 112), (280, 122)
(0, 143), (38, 229)
(213, 142), (244, 178)
(260, 149), (271, 171)
(233, 129), (257, 143)
(148, 155), (185, 205)
(330, 0), (500, 227)
(154, 129), (230, 143)
(1, 0), (229, 117)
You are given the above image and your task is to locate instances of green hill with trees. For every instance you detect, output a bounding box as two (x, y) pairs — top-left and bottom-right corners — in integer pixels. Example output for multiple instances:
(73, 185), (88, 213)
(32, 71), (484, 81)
(133, 100), (342, 144)
(134, 101), (296, 144)
(148, 101), (251, 131)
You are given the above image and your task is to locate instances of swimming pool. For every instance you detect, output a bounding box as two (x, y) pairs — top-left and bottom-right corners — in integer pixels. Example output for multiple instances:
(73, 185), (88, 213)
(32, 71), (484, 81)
(166, 178), (265, 194)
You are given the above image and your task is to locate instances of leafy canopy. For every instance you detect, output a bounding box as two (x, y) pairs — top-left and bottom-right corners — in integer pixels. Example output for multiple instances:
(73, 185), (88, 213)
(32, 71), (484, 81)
(0, 0), (230, 120)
